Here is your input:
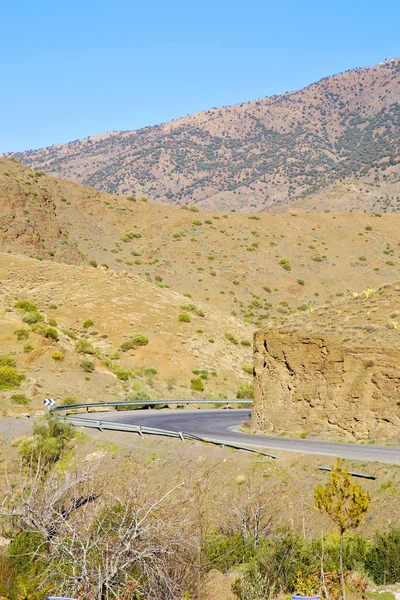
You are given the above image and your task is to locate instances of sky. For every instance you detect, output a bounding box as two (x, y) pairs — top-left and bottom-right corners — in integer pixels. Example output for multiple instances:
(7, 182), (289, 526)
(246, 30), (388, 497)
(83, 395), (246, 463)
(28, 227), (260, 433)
(1, 0), (399, 153)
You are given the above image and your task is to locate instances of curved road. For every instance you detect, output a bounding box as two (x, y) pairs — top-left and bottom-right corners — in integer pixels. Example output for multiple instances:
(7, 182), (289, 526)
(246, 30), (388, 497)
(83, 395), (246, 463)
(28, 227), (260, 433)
(82, 409), (400, 464)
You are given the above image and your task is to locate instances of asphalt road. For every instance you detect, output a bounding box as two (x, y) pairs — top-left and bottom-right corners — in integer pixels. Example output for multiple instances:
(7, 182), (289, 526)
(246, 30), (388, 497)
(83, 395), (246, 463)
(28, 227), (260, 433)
(81, 408), (400, 464)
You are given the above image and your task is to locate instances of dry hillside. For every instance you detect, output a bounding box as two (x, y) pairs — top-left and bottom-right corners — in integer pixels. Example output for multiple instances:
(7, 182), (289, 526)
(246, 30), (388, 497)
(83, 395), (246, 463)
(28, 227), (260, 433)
(3, 158), (400, 327)
(10, 59), (400, 213)
(0, 252), (255, 414)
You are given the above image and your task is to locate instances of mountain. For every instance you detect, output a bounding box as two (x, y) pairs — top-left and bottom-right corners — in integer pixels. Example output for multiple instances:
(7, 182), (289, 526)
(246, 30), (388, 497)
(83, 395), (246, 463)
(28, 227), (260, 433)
(9, 59), (400, 213)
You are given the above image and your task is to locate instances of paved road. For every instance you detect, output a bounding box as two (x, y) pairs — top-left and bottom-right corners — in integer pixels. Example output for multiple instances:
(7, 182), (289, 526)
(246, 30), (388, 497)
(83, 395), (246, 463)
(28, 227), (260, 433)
(81, 408), (400, 464)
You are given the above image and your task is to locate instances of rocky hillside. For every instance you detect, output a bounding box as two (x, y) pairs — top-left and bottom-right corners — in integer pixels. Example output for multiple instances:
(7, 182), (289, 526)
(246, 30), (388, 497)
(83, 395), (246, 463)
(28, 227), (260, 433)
(252, 283), (400, 442)
(3, 158), (400, 326)
(10, 59), (400, 212)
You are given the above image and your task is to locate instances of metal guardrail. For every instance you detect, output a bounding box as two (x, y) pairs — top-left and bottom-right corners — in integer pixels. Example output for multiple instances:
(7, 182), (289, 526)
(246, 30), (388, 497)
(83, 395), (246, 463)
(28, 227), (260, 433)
(319, 466), (376, 480)
(52, 399), (253, 413)
(64, 415), (278, 459)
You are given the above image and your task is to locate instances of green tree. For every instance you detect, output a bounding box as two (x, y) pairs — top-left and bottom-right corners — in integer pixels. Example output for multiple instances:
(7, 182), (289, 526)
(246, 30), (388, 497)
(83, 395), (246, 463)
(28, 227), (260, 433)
(314, 459), (370, 599)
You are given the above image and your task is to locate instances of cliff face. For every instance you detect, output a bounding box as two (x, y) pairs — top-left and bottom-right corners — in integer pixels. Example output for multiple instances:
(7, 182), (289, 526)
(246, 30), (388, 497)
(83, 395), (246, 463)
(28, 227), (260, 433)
(252, 329), (400, 442)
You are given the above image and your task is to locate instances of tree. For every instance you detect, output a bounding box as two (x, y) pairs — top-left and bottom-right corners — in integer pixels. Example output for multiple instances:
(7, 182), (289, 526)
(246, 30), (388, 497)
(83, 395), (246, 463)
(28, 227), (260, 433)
(314, 459), (370, 600)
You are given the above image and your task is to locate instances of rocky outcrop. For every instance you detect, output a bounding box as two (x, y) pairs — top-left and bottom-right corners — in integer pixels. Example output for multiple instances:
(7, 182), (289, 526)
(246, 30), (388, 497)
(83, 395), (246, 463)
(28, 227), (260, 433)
(252, 329), (400, 442)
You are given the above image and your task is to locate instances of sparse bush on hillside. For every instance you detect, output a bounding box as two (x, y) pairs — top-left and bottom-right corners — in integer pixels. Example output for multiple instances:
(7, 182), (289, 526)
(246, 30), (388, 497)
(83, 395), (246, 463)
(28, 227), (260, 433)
(83, 319), (94, 329)
(242, 364), (253, 375)
(0, 365), (25, 389)
(23, 311), (44, 324)
(236, 383), (254, 399)
(297, 279), (305, 286)
(60, 328), (77, 339)
(10, 394), (31, 405)
(75, 339), (96, 354)
(51, 351), (64, 361)
(0, 355), (16, 368)
(23, 343), (34, 353)
(225, 333), (238, 345)
(89, 260), (98, 268)
(190, 377), (204, 392)
(31, 323), (59, 341)
(120, 335), (149, 351)
(80, 359), (95, 373)
(279, 258), (291, 271)
(179, 313), (191, 323)
(14, 326), (29, 340)
(15, 300), (38, 312)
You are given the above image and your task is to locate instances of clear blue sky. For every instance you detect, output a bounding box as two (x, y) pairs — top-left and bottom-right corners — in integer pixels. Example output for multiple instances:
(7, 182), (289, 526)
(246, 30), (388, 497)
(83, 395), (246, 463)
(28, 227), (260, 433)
(1, 0), (399, 153)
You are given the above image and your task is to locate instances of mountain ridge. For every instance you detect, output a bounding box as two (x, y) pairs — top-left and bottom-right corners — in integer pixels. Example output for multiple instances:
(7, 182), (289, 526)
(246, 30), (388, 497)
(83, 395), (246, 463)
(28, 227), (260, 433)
(9, 58), (400, 213)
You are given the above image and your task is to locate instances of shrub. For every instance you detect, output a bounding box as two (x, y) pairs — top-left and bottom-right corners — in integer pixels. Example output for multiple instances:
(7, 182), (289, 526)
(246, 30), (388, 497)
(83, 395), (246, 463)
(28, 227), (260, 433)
(31, 323), (59, 341)
(225, 333), (238, 345)
(120, 335), (149, 351)
(236, 383), (254, 399)
(83, 318), (94, 329)
(279, 258), (291, 271)
(241, 339), (252, 347)
(365, 530), (400, 584)
(15, 300), (37, 312)
(179, 313), (191, 323)
(51, 351), (64, 361)
(10, 394), (31, 405)
(192, 220), (202, 226)
(80, 359), (95, 372)
(61, 328), (77, 339)
(0, 354), (16, 368)
(23, 311), (44, 324)
(23, 343), (34, 353)
(61, 397), (78, 405)
(14, 326), (29, 340)
(18, 416), (75, 472)
(75, 339), (96, 354)
(190, 377), (204, 392)
(242, 364), (253, 375)
(297, 279), (305, 286)
(47, 317), (58, 327)
(89, 260), (98, 267)
(0, 366), (25, 389)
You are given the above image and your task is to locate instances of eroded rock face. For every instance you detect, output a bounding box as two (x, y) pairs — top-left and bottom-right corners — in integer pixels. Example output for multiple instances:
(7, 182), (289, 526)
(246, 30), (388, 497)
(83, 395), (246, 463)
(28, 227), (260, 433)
(252, 329), (400, 442)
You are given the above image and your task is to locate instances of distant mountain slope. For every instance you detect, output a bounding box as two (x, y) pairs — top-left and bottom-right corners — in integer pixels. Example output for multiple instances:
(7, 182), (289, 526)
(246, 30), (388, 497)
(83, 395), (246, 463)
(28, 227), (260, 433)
(10, 59), (400, 212)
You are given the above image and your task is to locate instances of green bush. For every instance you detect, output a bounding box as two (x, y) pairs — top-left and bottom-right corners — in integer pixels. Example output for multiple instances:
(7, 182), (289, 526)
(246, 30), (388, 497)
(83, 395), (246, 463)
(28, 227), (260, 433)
(240, 339), (252, 347)
(14, 326), (30, 340)
(190, 377), (204, 392)
(18, 416), (75, 472)
(8, 531), (46, 576)
(225, 333), (238, 345)
(0, 354), (16, 368)
(47, 317), (58, 327)
(31, 323), (59, 341)
(75, 339), (96, 354)
(0, 366), (25, 389)
(242, 364), (253, 375)
(10, 394), (31, 405)
(15, 300), (38, 312)
(89, 260), (98, 267)
(80, 359), (95, 372)
(23, 343), (34, 353)
(120, 335), (149, 351)
(179, 313), (191, 323)
(83, 318), (94, 329)
(279, 258), (291, 271)
(236, 383), (254, 399)
(23, 311), (44, 324)
(365, 530), (400, 584)
(51, 351), (64, 361)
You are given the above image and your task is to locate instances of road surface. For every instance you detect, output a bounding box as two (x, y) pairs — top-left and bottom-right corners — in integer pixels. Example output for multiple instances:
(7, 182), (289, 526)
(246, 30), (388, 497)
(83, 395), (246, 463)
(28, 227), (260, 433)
(80, 408), (400, 464)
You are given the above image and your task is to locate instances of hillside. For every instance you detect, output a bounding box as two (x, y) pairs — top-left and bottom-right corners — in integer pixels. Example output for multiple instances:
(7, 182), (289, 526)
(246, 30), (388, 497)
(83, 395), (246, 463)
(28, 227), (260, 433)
(0, 251), (256, 414)
(3, 158), (400, 328)
(10, 58), (400, 213)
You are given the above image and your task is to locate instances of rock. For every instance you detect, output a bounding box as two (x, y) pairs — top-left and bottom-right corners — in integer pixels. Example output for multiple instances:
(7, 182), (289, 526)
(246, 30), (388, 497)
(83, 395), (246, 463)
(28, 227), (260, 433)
(252, 329), (400, 442)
